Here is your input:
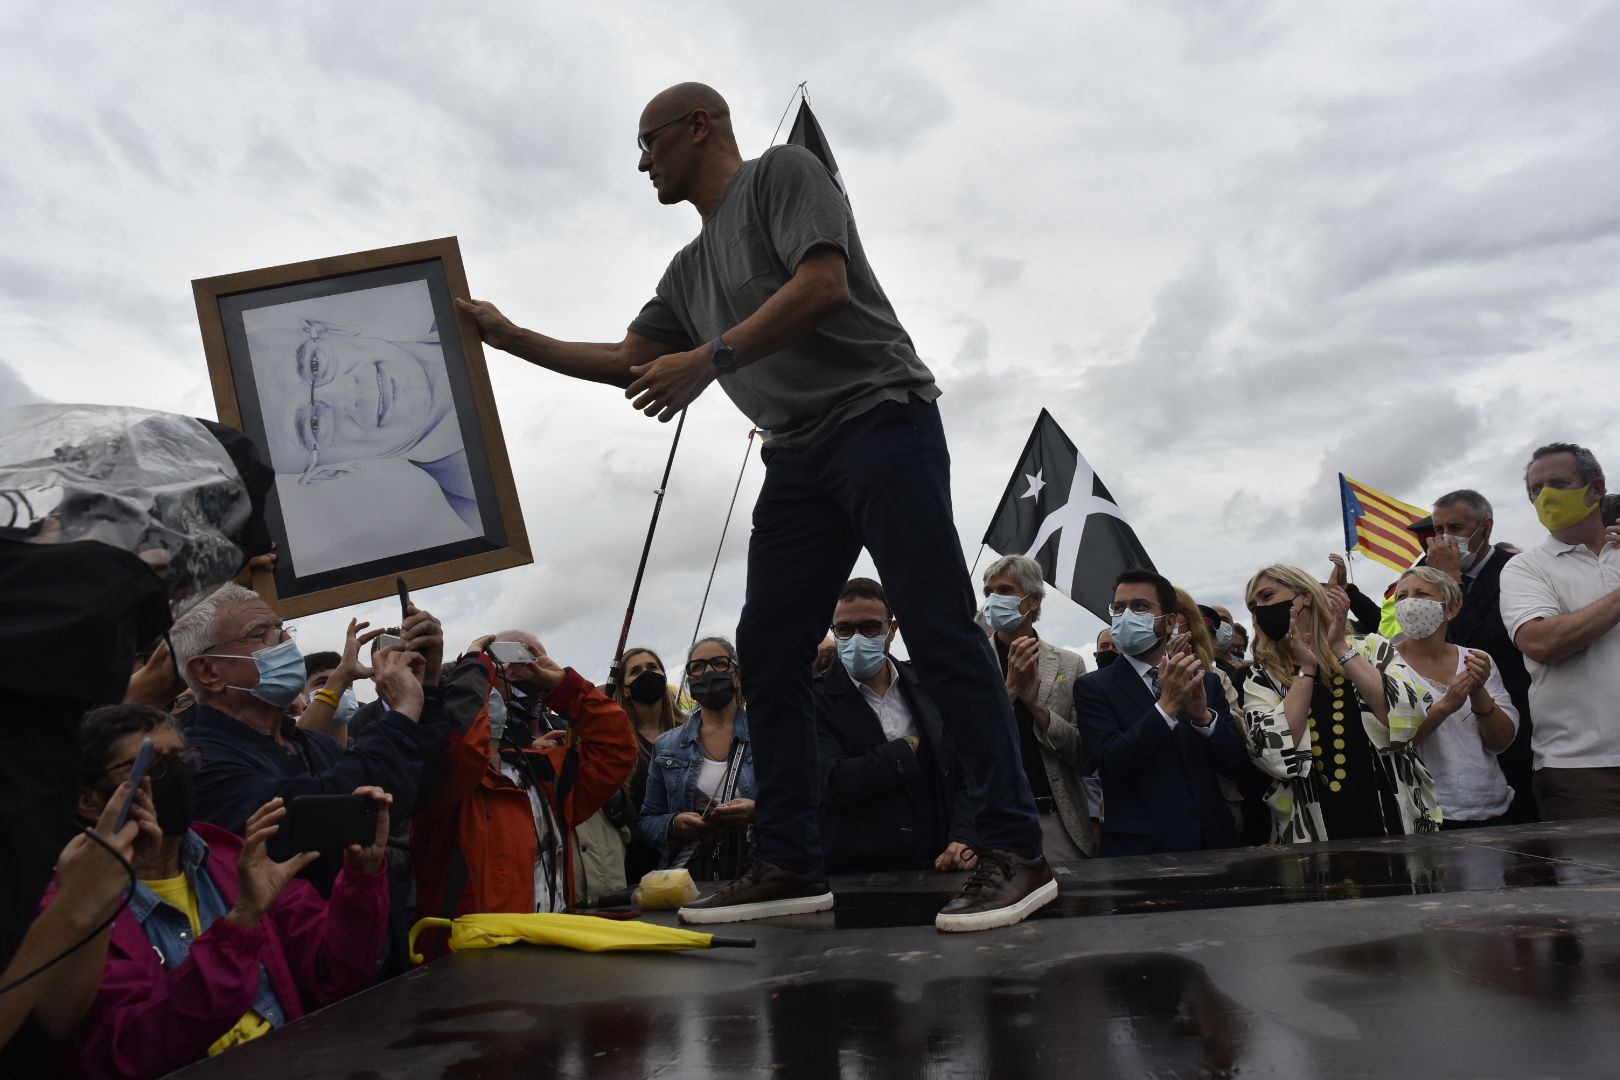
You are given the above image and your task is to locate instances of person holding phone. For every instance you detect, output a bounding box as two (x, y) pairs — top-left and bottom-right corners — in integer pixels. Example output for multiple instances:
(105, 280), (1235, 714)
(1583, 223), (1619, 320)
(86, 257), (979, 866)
(637, 637), (758, 888)
(170, 583), (442, 893)
(410, 633), (636, 959)
(46, 703), (389, 1078)
(1072, 569), (1253, 857)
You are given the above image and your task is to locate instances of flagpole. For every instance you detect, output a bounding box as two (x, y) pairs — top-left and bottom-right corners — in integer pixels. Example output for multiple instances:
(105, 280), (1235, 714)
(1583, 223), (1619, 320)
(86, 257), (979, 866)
(769, 81), (808, 146)
(690, 428), (758, 652)
(968, 544), (986, 580)
(609, 408), (688, 687)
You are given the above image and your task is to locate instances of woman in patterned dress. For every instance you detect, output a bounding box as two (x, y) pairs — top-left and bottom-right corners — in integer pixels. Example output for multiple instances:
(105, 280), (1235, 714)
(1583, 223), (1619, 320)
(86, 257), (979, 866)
(1242, 564), (1442, 843)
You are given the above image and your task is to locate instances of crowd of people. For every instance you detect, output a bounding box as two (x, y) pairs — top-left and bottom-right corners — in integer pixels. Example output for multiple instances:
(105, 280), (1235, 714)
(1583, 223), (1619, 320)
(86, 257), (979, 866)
(4, 437), (1617, 1075)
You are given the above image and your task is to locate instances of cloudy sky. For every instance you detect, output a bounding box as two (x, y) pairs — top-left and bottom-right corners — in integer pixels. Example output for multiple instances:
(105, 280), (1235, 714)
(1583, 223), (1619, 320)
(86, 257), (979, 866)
(4, 1), (1617, 686)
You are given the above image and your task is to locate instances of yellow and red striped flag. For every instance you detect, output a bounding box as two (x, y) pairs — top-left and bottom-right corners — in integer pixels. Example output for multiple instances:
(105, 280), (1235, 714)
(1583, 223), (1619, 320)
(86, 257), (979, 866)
(1339, 474), (1426, 571)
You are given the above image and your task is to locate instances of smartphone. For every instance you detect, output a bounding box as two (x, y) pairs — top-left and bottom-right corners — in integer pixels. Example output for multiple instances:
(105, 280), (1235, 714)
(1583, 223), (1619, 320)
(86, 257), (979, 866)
(114, 737), (156, 832)
(288, 794), (379, 853)
(396, 576), (412, 622)
(376, 632), (404, 652)
(488, 640), (538, 665)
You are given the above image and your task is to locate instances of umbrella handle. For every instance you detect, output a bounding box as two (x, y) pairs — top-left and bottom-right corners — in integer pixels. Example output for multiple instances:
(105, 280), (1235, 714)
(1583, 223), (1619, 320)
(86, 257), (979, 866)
(706, 936), (756, 948)
(408, 917), (455, 966)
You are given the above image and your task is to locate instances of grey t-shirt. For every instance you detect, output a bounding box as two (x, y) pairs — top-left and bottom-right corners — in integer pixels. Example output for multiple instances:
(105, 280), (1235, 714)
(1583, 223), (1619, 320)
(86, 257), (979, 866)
(627, 145), (939, 450)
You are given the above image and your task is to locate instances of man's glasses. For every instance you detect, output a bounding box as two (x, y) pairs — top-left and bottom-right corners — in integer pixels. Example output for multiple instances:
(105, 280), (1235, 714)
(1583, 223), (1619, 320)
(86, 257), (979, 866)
(636, 108), (729, 154)
(686, 655), (735, 677)
(106, 745), (203, 783)
(201, 624), (293, 654)
(830, 620), (890, 641)
(1107, 600), (1159, 617)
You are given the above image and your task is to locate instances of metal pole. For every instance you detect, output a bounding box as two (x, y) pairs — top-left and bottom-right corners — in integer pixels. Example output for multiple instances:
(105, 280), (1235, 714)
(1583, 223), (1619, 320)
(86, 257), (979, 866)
(690, 428), (758, 652)
(608, 408), (688, 687)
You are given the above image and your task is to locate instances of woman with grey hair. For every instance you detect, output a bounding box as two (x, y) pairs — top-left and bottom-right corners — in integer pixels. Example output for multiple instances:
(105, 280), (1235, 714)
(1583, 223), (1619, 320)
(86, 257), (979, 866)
(1389, 566), (1519, 828)
(979, 555), (1098, 859)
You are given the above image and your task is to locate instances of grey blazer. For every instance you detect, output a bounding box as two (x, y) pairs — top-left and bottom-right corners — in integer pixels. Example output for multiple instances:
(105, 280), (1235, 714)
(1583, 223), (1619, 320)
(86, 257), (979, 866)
(1001, 634), (1098, 858)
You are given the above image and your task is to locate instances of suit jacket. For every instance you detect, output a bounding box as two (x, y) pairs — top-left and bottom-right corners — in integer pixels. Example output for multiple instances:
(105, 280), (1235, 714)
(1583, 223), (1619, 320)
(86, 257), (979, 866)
(1449, 546), (1530, 715)
(815, 660), (978, 873)
(1073, 657), (1252, 857)
(1000, 633), (1098, 858)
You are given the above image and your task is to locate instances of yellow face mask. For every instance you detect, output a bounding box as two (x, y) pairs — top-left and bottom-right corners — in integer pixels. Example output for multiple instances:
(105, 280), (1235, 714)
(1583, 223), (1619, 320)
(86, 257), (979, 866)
(1533, 482), (1598, 532)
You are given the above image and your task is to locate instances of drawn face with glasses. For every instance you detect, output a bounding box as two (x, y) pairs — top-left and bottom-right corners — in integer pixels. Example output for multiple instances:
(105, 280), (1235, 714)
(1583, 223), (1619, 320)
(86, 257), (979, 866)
(249, 320), (439, 482)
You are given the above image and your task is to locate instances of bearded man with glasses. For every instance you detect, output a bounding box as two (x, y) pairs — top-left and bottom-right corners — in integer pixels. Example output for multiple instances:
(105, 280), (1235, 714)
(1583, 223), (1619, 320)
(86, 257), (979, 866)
(456, 80), (1052, 932)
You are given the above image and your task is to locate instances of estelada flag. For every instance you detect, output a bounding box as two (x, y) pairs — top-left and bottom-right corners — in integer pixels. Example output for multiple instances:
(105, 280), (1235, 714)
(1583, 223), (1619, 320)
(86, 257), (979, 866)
(1339, 473), (1426, 571)
(983, 410), (1153, 623)
(786, 97), (846, 201)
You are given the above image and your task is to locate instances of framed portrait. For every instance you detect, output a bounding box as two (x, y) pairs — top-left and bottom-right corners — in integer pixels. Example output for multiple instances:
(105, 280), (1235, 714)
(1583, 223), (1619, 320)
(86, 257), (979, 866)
(193, 236), (531, 618)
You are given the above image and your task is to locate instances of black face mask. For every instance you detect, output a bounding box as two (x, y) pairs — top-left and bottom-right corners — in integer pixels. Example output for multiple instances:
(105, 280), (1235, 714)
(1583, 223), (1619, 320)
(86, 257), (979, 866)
(627, 669), (667, 705)
(150, 760), (196, 837)
(690, 671), (737, 712)
(1094, 651), (1120, 669)
(1252, 600), (1293, 643)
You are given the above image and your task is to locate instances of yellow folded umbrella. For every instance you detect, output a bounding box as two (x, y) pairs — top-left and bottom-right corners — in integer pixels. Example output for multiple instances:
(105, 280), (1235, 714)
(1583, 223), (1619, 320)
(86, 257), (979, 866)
(408, 912), (754, 965)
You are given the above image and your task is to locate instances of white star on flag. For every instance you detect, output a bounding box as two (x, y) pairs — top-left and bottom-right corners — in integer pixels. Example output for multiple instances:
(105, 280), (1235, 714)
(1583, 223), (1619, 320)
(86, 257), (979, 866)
(1020, 470), (1045, 500)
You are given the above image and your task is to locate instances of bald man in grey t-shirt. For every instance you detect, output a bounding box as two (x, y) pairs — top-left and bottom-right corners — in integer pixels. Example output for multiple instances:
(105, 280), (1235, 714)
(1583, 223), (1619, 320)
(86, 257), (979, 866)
(457, 82), (1052, 932)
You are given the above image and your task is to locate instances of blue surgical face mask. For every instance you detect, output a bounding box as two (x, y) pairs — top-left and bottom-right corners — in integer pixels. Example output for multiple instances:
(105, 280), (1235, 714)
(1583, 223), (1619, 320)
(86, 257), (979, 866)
(1111, 610), (1163, 657)
(219, 636), (305, 708)
(331, 687), (360, 727)
(486, 688), (509, 741)
(983, 593), (1028, 633)
(1215, 621), (1235, 650)
(837, 633), (889, 680)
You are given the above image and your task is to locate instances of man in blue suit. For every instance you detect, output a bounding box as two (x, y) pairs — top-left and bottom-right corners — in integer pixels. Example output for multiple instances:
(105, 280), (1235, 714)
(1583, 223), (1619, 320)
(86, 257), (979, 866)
(1074, 569), (1253, 857)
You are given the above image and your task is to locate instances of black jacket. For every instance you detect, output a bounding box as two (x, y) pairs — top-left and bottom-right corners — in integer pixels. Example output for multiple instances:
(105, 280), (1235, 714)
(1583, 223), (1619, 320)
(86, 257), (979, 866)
(190, 692), (446, 892)
(814, 660), (977, 873)
(1074, 657), (1252, 857)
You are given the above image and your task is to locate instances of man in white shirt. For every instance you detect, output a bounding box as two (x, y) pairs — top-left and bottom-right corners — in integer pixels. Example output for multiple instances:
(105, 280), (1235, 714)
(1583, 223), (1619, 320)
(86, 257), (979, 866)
(1499, 443), (1620, 820)
(813, 579), (980, 875)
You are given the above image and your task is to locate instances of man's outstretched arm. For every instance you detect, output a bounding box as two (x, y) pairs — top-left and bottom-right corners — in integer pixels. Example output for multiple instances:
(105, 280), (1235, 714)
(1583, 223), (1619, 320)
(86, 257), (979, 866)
(454, 298), (677, 389)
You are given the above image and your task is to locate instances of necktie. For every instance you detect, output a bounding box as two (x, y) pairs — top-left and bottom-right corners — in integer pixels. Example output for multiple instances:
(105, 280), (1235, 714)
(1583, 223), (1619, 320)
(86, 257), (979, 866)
(1148, 666), (1162, 699)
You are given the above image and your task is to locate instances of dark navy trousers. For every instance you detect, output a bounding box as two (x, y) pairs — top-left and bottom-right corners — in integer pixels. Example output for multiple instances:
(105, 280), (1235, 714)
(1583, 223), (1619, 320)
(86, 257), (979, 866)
(736, 394), (1043, 874)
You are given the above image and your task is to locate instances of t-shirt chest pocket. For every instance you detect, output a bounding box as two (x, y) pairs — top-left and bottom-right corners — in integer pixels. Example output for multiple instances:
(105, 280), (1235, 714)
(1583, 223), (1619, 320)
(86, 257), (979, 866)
(727, 226), (780, 295)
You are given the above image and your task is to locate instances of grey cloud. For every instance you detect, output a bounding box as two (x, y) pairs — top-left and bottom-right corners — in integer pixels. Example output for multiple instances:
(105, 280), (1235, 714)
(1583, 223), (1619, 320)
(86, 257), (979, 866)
(0, 357), (47, 405)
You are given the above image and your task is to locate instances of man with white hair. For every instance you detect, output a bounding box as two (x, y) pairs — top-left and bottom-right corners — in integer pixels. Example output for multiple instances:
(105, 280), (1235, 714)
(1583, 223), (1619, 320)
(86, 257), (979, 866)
(980, 555), (1097, 859)
(173, 583), (445, 889)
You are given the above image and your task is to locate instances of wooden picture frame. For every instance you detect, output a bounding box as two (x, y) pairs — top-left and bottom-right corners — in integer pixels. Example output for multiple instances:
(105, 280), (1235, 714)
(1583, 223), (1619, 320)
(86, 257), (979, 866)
(193, 237), (530, 618)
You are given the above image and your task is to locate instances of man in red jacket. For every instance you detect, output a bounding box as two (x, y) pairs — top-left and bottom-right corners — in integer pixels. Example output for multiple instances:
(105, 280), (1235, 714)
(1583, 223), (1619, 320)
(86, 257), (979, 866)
(52, 694), (395, 1078)
(411, 634), (636, 959)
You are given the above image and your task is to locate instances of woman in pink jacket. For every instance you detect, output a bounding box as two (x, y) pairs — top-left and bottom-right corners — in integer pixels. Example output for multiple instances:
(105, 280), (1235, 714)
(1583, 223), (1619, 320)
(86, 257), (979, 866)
(45, 702), (391, 1078)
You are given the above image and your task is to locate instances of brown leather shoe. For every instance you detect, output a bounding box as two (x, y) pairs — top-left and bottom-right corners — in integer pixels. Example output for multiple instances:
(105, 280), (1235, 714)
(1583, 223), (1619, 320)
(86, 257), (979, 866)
(935, 850), (1058, 932)
(677, 859), (834, 925)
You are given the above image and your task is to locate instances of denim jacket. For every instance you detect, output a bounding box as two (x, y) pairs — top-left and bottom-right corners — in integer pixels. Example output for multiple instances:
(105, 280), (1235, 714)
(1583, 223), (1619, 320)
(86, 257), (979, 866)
(636, 710), (755, 866)
(127, 830), (285, 1029)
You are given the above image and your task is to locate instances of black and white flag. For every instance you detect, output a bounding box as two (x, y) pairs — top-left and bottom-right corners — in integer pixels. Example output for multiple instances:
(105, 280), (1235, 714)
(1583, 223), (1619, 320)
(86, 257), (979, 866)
(787, 97), (847, 201)
(982, 410), (1155, 623)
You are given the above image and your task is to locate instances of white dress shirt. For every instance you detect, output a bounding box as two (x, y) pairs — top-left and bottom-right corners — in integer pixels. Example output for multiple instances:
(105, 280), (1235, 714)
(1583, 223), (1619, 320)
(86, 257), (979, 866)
(856, 660), (920, 742)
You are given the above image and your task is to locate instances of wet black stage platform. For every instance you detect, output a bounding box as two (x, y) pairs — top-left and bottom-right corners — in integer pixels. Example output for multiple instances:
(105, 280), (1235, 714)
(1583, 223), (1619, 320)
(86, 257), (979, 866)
(176, 820), (1620, 1078)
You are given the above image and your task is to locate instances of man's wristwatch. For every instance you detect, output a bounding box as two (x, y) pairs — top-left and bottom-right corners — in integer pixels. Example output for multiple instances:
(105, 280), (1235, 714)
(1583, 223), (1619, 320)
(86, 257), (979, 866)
(710, 335), (739, 375)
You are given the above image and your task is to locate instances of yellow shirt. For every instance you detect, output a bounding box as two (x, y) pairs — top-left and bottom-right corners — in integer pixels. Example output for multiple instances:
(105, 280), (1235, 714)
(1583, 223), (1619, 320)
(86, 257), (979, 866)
(141, 872), (273, 1056)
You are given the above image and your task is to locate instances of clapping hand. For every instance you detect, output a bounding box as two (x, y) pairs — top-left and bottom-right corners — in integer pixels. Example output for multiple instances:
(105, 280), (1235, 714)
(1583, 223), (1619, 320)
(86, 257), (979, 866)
(1157, 644), (1207, 721)
(227, 798), (320, 930)
(1006, 636), (1041, 707)
(1286, 598), (1318, 669)
(1324, 586), (1352, 653)
(1327, 553), (1348, 588)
